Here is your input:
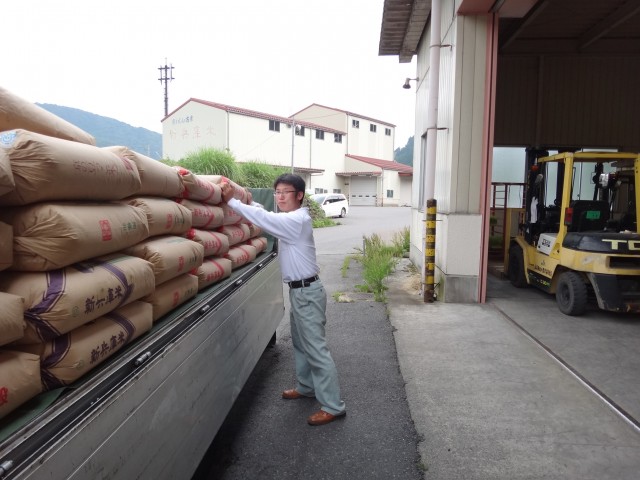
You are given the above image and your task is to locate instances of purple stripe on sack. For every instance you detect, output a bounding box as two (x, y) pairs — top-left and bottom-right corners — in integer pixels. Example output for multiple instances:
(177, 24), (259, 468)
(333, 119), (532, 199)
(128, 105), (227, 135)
(106, 311), (136, 342)
(41, 334), (72, 390)
(41, 369), (65, 390)
(24, 270), (67, 341)
(98, 261), (135, 307)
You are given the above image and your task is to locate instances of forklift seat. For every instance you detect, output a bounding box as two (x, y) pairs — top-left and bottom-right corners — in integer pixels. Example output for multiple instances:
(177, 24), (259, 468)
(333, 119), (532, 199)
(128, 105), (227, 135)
(568, 200), (610, 232)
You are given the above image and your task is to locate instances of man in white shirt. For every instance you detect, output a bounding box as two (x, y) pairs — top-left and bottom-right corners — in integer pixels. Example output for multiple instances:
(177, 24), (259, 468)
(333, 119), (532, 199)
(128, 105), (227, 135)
(221, 174), (346, 426)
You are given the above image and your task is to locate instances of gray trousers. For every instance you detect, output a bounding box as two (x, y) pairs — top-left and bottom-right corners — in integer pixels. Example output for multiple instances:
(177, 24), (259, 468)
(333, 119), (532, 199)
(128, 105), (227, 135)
(288, 280), (346, 415)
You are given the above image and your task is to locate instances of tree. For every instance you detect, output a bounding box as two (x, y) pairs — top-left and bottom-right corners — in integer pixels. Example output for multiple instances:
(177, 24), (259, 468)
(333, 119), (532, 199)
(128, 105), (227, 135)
(394, 136), (414, 166)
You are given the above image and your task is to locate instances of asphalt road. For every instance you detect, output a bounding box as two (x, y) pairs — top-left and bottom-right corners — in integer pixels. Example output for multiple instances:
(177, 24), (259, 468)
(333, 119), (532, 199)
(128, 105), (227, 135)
(192, 206), (419, 480)
(313, 206), (412, 255)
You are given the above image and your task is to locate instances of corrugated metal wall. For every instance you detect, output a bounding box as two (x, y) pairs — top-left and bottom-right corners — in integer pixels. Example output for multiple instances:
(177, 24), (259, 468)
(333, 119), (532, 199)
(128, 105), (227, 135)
(495, 56), (640, 150)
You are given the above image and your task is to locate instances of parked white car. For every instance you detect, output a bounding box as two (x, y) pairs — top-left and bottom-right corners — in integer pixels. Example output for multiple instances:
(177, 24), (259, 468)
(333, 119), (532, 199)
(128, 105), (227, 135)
(310, 193), (349, 218)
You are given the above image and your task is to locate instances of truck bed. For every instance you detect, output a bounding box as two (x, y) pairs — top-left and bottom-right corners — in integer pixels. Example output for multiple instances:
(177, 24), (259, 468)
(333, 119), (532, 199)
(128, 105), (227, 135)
(0, 243), (284, 479)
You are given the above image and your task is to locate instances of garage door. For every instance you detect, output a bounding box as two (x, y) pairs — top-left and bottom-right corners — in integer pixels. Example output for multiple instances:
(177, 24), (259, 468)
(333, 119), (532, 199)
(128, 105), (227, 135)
(349, 177), (377, 206)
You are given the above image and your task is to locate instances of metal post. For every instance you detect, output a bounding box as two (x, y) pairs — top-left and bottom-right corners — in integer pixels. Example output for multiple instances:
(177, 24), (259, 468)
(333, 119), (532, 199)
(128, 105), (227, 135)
(291, 118), (295, 173)
(158, 59), (174, 117)
(422, 0), (442, 302)
(423, 199), (437, 302)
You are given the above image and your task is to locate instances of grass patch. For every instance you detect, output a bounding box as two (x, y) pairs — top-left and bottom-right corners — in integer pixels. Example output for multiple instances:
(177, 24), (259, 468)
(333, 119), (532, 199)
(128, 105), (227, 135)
(341, 256), (351, 278)
(179, 147), (241, 181)
(392, 226), (410, 256)
(162, 147), (291, 189)
(352, 233), (401, 302)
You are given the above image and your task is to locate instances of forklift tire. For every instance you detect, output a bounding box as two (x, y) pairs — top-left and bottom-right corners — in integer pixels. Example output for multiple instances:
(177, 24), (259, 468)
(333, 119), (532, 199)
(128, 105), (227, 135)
(556, 271), (588, 316)
(508, 245), (527, 288)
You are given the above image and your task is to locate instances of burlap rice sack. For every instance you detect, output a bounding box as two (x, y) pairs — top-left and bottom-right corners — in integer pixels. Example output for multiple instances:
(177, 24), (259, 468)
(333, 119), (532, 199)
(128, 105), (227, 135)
(0, 350), (42, 420)
(174, 167), (222, 204)
(199, 175), (250, 204)
(125, 197), (192, 237)
(0, 220), (12, 271)
(221, 203), (242, 225)
(224, 244), (257, 269)
(247, 223), (262, 238)
(0, 139), (14, 197)
(191, 257), (232, 291)
(104, 146), (183, 197)
(17, 301), (153, 390)
(0, 292), (25, 346)
(0, 130), (141, 206)
(142, 273), (198, 321)
(0, 254), (155, 344)
(174, 199), (224, 229)
(183, 228), (229, 257)
(245, 236), (268, 254)
(122, 236), (204, 285)
(0, 86), (95, 145)
(0, 202), (149, 271)
(218, 224), (250, 246)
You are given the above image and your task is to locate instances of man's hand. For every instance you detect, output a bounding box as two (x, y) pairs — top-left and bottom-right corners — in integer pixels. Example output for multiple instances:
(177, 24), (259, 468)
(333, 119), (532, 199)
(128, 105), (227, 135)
(220, 182), (235, 203)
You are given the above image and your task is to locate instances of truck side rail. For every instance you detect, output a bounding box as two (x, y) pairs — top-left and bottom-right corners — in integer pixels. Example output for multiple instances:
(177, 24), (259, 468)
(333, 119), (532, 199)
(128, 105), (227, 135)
(0, 250), (280, 478)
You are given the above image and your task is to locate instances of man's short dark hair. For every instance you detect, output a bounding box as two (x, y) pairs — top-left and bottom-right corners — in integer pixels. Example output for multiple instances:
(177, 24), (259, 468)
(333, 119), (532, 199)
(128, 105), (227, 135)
(274, 173), (306, 193)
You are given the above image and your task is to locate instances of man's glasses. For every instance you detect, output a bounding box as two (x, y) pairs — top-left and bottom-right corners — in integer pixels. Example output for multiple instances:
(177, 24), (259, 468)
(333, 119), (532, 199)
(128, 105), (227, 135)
(274, 190), (296, 197)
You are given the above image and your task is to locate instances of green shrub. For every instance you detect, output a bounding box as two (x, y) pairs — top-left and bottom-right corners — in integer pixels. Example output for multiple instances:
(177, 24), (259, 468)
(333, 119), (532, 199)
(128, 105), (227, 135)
(240, 161), (290, 188)
(162, 148), (298, 190)
(178, 147), (241, 181)
(306, 194), (338, 228)
(353, 233), (399, 301)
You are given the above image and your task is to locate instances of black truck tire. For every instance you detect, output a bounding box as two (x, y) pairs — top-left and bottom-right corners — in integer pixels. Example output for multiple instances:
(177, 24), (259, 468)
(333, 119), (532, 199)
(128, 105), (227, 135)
(556, 271), (588, 316)
(508, 244), (528, 288)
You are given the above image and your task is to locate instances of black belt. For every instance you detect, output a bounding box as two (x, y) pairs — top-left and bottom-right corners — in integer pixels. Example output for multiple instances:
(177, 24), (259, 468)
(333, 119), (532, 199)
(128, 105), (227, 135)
(288, 275), (319, 289)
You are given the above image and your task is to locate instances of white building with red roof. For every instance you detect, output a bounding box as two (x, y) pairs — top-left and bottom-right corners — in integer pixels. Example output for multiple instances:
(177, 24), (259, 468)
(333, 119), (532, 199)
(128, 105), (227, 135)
(162, 99), (412, 206)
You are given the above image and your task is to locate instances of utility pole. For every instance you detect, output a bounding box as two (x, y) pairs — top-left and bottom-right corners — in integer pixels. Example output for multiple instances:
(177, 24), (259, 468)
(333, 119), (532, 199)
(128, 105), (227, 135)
(290, 118), (296, 173)
(158, 59), (174, 117)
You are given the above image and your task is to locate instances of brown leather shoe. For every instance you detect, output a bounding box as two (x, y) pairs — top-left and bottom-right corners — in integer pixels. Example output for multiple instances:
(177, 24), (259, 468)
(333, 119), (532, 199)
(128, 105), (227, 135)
(307, 410), (346, 426)
(282, 389), (314, 400)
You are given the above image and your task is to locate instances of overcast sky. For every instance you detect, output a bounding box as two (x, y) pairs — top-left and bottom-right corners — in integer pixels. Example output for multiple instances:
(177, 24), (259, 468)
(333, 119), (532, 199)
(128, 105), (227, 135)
(4, 0), (418, 148)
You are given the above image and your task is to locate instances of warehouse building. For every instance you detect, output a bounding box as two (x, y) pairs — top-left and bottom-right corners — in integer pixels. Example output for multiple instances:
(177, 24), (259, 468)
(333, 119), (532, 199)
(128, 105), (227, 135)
(162, 99), (413, 206)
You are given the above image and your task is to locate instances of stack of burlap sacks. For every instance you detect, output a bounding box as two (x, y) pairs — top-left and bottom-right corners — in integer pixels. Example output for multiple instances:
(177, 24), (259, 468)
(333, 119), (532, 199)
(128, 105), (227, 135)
(0, 86), (268, 420)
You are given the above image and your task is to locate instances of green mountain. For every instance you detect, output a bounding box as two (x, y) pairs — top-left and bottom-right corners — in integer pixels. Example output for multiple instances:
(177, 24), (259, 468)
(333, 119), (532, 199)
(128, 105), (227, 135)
(37, 104), (163, 160)
(394, 136), (413, 166)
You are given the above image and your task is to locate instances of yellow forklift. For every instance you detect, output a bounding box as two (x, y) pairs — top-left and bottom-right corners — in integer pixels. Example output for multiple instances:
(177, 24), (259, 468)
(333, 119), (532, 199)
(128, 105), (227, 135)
(508, 151), (640, 315)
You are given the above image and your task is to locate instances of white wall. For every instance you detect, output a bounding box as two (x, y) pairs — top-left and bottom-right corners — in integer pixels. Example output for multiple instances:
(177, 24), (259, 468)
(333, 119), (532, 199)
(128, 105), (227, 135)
(294, 105), (347, 132)
(410, 3), (490, 303)
(228, 114), (294, 165)
(162, 101), (228, 161)
(381, 170), (403, 206)
(163, 100), (408, 204)
(307, 130), (349, 194)
(346, 114), (394, 160)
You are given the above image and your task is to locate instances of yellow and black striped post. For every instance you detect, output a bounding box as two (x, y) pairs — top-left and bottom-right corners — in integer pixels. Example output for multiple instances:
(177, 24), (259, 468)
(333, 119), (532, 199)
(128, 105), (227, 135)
(423, 199), (437, 302)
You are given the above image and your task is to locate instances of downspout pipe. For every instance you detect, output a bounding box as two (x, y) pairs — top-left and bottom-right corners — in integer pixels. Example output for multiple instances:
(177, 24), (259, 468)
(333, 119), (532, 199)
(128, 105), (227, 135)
(424, 0), (442, 201)
(422, 0), (442, 302)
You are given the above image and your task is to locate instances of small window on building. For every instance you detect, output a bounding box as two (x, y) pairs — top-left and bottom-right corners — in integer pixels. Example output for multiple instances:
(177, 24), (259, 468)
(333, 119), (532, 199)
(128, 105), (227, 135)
(385, 128), (391, 136)
(333, 189), (341, 194)
(269, 120), (280, 132)
(386, 190), (394, 198)
(352, 120), (359, 128)
(295, 126), (305, 136)
(316, 130), (324, 140)
(370, 124), (377, 133)
(334, 133), (342, 143)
